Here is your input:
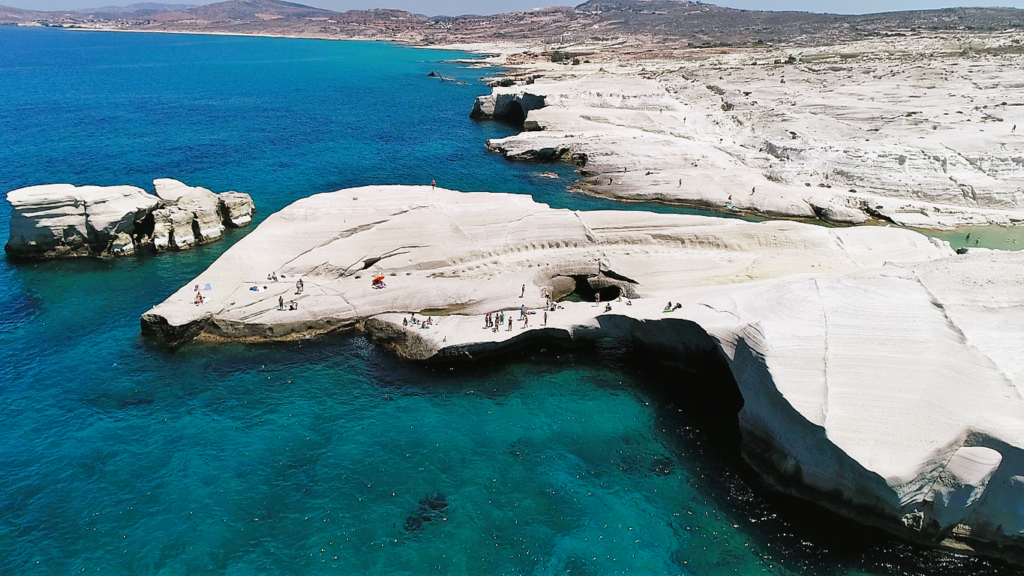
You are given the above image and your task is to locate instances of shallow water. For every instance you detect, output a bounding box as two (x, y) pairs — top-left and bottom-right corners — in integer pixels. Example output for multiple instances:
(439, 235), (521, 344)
(0, 28), (1017, 575)
(920, 225), (1024, 252)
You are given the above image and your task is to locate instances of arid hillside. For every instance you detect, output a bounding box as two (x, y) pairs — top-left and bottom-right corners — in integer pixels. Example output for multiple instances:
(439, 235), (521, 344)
(4, 0), (1023, 51)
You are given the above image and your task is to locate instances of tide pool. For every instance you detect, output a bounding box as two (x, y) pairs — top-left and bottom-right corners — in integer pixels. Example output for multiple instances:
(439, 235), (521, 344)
(0, 27), (1011, 575)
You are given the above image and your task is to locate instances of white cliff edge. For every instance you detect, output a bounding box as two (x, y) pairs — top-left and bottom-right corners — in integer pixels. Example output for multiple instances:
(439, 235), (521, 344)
(141, 185), (1024, 562)
(4, 179), (255, 259)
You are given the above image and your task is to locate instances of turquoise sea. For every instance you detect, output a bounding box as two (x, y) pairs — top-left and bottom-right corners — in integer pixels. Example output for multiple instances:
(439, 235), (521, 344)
(0, 27), (1014, 575)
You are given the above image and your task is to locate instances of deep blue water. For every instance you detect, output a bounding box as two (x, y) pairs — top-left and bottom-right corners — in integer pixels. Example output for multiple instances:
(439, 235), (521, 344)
(0, 27), (1013, 575)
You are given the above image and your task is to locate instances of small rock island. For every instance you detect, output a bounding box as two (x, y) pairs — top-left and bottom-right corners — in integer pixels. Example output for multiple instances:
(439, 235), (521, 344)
(4, 178), (254, 259)
(141, 184), (1024, 562)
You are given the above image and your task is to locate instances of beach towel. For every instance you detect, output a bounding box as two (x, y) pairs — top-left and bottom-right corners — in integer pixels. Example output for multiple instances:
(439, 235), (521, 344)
(204, 283), (212, 291)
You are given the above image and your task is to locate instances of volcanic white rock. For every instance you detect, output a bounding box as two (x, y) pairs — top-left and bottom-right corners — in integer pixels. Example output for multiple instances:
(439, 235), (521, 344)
(219, 191), (255, 228)
(141, 185), (1024, 558)
(150, 178), (255, 251)
(479, 34), (1024, 230)
(5, 183), (160, 259)
(4, 179), (256, 259)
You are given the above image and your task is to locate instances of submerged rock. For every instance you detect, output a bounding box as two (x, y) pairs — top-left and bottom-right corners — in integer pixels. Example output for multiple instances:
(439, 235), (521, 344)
(4, 178), (255, 260)
(403, 492), (448, 533)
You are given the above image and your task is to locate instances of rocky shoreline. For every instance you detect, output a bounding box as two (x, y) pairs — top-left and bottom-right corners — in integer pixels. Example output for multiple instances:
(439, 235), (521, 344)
(139, 184), (1024, 564)
(471, 33), (1024, 231)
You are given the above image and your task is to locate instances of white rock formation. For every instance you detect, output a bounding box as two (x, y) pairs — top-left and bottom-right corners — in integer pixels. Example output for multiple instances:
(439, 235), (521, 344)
(5, 184), (160, 259)
(5, 179), (256, 259)
(148, 179), (255, 251)
(151, 178), (223, 249)
(219, 191), (255, 228)
(479, 34), (1024, 229)
(469, 89), (546, 124)
(140, 185), (1024, 559)
(151, 205), (198, 252)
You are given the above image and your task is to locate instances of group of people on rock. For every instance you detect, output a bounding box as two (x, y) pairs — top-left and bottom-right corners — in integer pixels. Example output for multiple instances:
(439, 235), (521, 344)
(278, 295), (299, 311)
(481, 304), (552, 333)
(193, 292), (205, 305)
(403, 313), (432, 329)
(295, 278), (304, 294)
(484, 311), (510, 332)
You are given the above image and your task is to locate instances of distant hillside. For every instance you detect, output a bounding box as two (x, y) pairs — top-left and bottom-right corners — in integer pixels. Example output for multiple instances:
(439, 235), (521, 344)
(0, 4), (50, 21)
(76, 3), (197, 15)
(571, 0), (1024, 45)
(188, 0), (336, 21)
(4, 0), (1024, 50)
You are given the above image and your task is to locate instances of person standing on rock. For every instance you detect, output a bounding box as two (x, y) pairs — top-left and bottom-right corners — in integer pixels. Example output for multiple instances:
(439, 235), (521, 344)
(543, 311), (547, 326)
(431, 179), (436, 190)
(524, 314), (529, 329)
(278, 295), (284, 310)
(520, 284), (525, 298)
(507, 317), (513, 331)
(520, 304), (526, 319)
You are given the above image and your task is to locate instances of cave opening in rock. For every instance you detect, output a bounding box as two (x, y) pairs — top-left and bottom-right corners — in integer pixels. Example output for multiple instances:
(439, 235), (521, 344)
(497, 101), (527, 127)
(630, 337), (895, 556)
(562, 275), (621, 303)
(135, 212), (155, 241)
(632, 335), (745, 457)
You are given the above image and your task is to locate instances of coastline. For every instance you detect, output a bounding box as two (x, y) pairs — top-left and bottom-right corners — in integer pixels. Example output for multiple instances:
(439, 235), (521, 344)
(60, 25), (530, 58)
(469, 33), (1024, 233)
(50, 26), (1024, 241)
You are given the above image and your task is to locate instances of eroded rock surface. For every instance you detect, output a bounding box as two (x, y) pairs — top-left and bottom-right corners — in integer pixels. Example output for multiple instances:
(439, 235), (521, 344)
(5, 179), (255, 259)
(140, 185), (1024, 561)
(482, 34), (1024, 230)
(151, 178), (255, 251)
(5, 184), (160, 259)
